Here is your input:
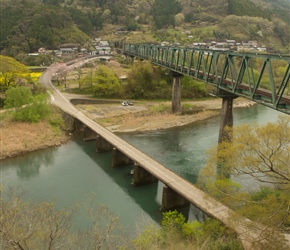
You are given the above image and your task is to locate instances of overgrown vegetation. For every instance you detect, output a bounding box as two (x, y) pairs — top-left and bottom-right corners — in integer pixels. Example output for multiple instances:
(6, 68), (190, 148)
(132, 210), (242, 249)
(197, 115), (290, 247)
(0, 187), (243, 249)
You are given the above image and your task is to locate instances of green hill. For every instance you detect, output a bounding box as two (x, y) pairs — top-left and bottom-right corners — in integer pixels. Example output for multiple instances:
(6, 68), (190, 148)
(0, 0), (289, 57)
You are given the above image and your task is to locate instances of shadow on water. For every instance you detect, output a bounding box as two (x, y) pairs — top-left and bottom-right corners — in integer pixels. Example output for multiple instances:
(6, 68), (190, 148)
(73, 133), (164, 224)
(74, 131), (204, 224)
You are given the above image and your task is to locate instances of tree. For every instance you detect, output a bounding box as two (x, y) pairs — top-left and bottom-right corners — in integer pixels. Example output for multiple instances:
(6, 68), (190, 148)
(131, 210), (242, 249)
(92, 65), (122, 97)
(5, 86), (51, 122)
(212, 115), (290, 189)
(0, 55), (30, 90)
(55, 63), (69, 86)
(0, 187), (76, 250)
(197, 115), (290, 240)
(181, 76), (206, 98)
(4, 86), (33, 111)
(125, 61), (171, 99)
(151, 0), (182, 29)
(0, 188), (126, 249)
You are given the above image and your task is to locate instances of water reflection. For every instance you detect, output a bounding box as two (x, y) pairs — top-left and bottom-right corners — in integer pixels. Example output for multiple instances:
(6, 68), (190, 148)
(4, 147), (57, 179)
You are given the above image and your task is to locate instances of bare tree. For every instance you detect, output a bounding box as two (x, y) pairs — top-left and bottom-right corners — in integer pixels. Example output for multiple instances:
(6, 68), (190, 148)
(0, 188), (128, 249)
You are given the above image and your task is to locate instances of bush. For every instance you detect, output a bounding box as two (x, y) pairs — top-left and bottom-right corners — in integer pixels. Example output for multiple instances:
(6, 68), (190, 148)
(5, 86), (51, 122)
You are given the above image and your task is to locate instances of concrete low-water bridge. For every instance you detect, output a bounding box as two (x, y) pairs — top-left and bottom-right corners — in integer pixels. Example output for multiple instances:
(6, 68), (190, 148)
(40, 53), (290, 249)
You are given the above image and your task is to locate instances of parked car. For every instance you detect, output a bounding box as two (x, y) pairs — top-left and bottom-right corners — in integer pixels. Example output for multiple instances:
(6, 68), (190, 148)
(121, 101), (133, 106)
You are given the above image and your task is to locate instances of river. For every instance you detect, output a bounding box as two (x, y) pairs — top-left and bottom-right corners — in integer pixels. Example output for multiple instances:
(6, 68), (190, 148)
(0, 103), (282, 239)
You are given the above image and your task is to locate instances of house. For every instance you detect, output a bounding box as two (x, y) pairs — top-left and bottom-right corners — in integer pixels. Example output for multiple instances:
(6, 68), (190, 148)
(99, 41), (110, 47)
(59, 43), (80, 54)
(248, 40), (258, 47)
(59, 48), (74, 53)
(226, 40), (236, 45)
(161, 41), (170, 46)
(91, 51), (99, 55)
(54, 50), (62, 57)
(216, 42), (228, 48)
(193, 42), (207, 48)
(95, 46), (111, 55)
(38, 47), (47, 54)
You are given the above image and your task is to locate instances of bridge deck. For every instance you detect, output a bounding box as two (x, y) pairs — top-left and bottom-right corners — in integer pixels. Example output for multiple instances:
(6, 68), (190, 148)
(41, 60), (290, 250)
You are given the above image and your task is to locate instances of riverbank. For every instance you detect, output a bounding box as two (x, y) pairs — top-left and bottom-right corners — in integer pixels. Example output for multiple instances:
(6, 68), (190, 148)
(76, 97), (255, 133)
(0, 97), (254, 159)
(0, 120), (70, 160)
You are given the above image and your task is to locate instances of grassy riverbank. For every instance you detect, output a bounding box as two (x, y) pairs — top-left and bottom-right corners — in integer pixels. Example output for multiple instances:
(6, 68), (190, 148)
(0, 106), (70, 160)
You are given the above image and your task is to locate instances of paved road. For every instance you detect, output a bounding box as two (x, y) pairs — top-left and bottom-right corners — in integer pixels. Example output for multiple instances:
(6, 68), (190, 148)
(40, 61), (290, 250)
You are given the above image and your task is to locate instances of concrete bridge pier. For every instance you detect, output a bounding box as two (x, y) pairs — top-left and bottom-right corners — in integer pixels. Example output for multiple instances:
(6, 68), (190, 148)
(161, 185), (189, 211)
(217, 91), (238, 178)
(112, 148), (134, 167)
(74, 119), (85, 132)
(83, 126), (98, 141)
(132, 163), (158, 186)
(170, 70), (182, 114)
(217, 90), (238, 143)
(126, 55), (134, 64)
(61, 112), (75, 131)
(96, 135), (113, 152)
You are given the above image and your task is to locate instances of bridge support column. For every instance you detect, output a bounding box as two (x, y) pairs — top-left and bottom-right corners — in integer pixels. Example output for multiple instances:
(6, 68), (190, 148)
(61, 111), (75, 131)
(112, 148), (134, 167)
(217, 91), (238, 178)
(83, 126), (97, 141)
(132, 163), (158, 186)
(217, 89), (239, 143)
(170, 71), (182, 114)
(129, 55), (135, 64)
(218, 97), (234, 143)
(74, 119), (85, 132)
(96, 135), (112, 152)
(161, 185), (189, 211)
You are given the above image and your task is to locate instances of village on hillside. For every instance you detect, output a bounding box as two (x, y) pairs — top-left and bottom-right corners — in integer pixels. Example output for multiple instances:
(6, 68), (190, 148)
(161, 39), (267, 52)
(28, 36), (268, 62)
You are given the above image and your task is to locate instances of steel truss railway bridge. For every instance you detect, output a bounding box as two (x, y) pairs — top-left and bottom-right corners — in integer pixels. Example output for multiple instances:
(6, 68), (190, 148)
(123, 44), (290, 142)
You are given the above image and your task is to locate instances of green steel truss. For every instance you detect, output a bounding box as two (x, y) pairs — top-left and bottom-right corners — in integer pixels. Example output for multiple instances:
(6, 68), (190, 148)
(124, 44), (290, 114)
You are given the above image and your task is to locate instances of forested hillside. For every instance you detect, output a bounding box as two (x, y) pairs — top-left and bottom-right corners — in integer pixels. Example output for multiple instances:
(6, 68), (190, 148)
(1, 0), (289, 58)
